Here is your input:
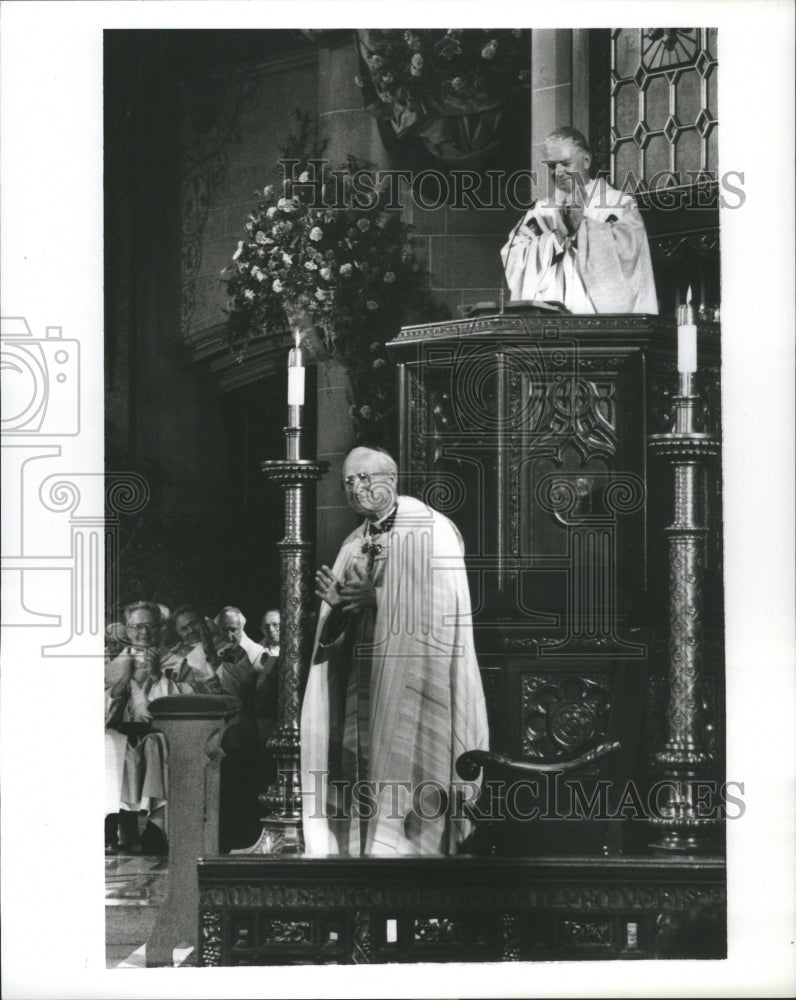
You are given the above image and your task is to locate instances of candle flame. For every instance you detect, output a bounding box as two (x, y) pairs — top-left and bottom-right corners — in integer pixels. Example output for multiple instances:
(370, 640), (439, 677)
(294, 329), (300, 349)
(686, 285), (692, 305)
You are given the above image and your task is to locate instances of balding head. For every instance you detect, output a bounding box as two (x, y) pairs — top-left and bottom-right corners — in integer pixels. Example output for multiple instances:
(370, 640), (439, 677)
(216, 606), (245, 646)
(341, 446), (399, 521)
(543, 126), (592, 196)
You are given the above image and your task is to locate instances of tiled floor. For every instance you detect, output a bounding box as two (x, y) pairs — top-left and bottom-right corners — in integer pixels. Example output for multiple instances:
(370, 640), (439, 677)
(105, 852), (195, 968)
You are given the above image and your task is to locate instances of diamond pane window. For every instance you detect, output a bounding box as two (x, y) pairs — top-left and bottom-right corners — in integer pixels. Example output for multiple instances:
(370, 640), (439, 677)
(675, 128), (702, 176)
(615, 83), (639, 137)
(643, 74), (670, 131)
(706, 65), (717, 118)
(707, 130), (718, 172)
(610, 28), (718, 189)
(675, 70), (702, 125)
(615, 140), (640, 182)
(706, 28), (718, 57)
(645, 134), (672, 179)
(615, 29), (641, 79)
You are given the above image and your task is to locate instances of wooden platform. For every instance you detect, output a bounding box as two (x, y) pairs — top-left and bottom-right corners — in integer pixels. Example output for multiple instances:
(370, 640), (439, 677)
(197, 852), (726, 965)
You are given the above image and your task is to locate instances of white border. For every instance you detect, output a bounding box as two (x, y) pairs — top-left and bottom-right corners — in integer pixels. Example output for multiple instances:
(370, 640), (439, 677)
(2, 3), (794, 998)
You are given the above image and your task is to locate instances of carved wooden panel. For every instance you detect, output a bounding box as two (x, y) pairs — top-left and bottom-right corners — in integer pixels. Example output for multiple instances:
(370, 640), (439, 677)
(198, 856), (727, 964)
(521, 672), (612, 761)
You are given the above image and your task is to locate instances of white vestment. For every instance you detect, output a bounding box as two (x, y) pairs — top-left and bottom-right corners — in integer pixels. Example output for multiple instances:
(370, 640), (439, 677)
(501, 178), (658, 314)
(239, 632), (266, 667)
(301, 496), (489, 857)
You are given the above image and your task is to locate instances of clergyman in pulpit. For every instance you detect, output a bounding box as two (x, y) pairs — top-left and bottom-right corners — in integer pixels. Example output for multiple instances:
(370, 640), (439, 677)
(501, 126), (658, 313)
(300, 446), (489, 857)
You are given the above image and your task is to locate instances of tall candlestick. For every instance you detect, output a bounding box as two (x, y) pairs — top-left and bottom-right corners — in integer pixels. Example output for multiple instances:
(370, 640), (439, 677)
(287, 329), (305, 431)
(677, 285), (697, 374)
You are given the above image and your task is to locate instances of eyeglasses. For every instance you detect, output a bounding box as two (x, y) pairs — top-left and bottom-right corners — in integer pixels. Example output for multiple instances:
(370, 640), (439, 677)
(340, 471), (392, 490)
(128, 622), (157, 633)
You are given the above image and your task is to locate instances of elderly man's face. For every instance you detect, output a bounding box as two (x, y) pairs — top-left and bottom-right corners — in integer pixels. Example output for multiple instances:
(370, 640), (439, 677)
(175, 611), (204, 647)
(341, 448), (397, 520)
(126, 608), (160, 648)
(218, 613), (243, 646)
(262, 611), (280, 646)
(543, 137), (591, 196)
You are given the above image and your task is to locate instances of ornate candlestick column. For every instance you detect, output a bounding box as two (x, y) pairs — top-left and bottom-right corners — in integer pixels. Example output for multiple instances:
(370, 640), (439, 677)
(648, 367), (719, 850)
(248, 412), (328, 854)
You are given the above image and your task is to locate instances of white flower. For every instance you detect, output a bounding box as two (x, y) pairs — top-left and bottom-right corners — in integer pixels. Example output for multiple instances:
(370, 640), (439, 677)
(255, 270), (266, 282)
(282, 253), (293, 266)
(410, 53), (424, 76)
(481, 39), (498, 59)
(272, 279), (283, 293)
(320, 267), (331, 280)
(315, 288), (326, 301)
(304, 260), (318, 270)
(309, 226), (323, 242)
(263, 185), (274, 197)
(339, 262), (353, 277)
(298, 171), (310, 183)
(383, 271), (396, 283)
(243, 289), (255, 300)
(277, 197), (296, 213)
(255, 231), (268, 244)
(232, 241), (244, 261)
(266, 206), (277, 219)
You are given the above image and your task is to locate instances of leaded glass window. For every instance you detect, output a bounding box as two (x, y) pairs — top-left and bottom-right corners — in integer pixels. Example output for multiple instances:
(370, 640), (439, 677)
(610, 28), (718, 189)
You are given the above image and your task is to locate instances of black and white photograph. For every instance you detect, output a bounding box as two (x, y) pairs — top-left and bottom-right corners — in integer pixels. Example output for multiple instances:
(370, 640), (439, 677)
(1, 4), (794, 998)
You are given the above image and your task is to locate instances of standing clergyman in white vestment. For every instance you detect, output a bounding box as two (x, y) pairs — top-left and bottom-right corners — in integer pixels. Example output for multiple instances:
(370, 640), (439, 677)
(301, 446), (489, 856)
(501, 126), (658, 314)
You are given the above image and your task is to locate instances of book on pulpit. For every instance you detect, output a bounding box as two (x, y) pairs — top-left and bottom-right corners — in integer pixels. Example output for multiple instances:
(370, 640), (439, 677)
(464, 299), (571, 317)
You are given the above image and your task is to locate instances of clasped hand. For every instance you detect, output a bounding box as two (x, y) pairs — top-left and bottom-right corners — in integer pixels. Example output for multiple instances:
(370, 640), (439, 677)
(315, 562), (376, 613)
(556, 193), (584, 236)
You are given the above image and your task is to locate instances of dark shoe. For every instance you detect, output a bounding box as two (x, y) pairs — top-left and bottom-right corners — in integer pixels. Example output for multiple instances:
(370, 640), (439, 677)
(105, 812), (120, 851)
(139, 821), (168, 856)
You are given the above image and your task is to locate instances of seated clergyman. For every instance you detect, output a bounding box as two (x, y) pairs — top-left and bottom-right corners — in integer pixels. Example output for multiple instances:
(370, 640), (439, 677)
(104, 601), (192, 851)
(501, 126), (658, 314)
(215, 605), (267, 667)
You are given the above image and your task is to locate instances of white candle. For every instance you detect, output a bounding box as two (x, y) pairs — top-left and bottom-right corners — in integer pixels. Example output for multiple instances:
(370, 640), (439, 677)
(677, 286), (697, 373)
(287, 329), (305, 406)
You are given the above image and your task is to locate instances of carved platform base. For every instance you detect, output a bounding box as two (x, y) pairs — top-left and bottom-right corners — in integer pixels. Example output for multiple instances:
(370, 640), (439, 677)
(198, 854), (726, 965)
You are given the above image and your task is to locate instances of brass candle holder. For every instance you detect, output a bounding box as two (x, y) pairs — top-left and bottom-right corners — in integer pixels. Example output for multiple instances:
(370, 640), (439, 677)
(648, 368), (720, 850)
(245, 415), (328, 854)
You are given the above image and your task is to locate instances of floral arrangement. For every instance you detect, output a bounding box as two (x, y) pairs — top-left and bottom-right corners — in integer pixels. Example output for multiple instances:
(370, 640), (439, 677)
(357, 29), (530, 114)
(223, 114), (446, 444)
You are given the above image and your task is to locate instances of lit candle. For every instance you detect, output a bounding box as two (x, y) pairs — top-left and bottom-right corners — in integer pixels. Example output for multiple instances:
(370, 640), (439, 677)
(677, 286), (697, 373)
(287, 329), (305, 407)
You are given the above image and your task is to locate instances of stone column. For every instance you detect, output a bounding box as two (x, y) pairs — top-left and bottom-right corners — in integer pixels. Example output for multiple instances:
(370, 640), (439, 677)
(314, 32), (387, 567)
(530, 29), (578, 201)
(145, 694), (239, 967)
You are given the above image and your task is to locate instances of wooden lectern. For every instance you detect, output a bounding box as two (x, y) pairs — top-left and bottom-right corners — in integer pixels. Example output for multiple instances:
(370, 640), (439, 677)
(386, 309), (724, 854)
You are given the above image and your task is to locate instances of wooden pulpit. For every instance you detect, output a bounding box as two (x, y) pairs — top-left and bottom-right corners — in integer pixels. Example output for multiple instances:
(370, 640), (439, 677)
(385, 310), (723, 854)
